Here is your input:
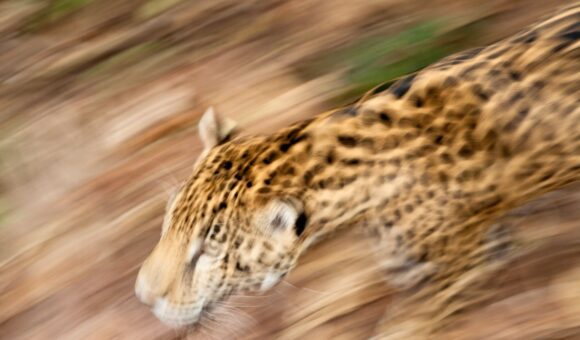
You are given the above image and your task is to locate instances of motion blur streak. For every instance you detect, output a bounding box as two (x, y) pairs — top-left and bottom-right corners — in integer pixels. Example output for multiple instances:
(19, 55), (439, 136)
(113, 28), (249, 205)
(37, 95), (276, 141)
(0, 1), (578, 339)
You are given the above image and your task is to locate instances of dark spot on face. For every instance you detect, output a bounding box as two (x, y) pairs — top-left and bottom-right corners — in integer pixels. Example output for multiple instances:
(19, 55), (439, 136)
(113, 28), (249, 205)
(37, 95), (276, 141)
(223, 161), (233, 170)
(412, 95), (424, 107)
(379, 111), (392, 125)
(279, 143), (290, 152)
(213, 224), (222, 234)
(500, 144), (512, 158)
(246, 181), (253, 188)
(219, 202), (227, 210)
(440, 152), (454, 164)
(389, 74), (417, 99)
(532, 80), (546, 92)
(303, 171), (314, 185)
(458, 145), (474, 158)
(262, 151), (279, 164)
(509, 71), (521, 81)
(316, 178), (329, 189)
(257, 187), (271, 194)
(236, 262), (249, 272)
(342, 158), (361, 166)
(444, 76), (458, 87)
(294, 212), (307, 236)
(325, 150), (336, 164)
(471, 84), (491, 101)
(438, 171), (449, 183)
(394, 209), (402, 221)
(418, 249), (429, 262)
(337, 135), (357, 147)
(404, 204), (414, 213)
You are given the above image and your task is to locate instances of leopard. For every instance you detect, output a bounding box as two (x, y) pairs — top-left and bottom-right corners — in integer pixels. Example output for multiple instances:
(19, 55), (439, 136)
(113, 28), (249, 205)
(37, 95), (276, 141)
(135, 4), (579, 338)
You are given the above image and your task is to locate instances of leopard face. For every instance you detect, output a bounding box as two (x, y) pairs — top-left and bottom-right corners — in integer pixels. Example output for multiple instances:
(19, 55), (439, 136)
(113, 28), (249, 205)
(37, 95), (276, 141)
(135, 108), (308, 327)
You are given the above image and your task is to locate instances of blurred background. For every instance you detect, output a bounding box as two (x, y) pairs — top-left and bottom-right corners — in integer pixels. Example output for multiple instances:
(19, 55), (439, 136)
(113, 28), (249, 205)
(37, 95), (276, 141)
(1, 0), (580, 339)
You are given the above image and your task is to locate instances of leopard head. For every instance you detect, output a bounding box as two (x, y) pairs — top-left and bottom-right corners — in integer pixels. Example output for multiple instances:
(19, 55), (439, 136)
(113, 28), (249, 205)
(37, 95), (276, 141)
(135, 108), (310, 327)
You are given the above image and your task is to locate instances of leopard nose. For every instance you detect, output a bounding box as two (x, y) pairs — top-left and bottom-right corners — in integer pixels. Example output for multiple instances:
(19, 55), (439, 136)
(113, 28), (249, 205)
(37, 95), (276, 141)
(135, 276), (159, 306)
(136, 287), (156, 306)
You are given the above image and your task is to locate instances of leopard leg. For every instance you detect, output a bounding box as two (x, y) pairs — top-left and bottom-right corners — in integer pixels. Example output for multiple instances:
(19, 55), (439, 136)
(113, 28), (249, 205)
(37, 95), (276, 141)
(373, 219), (518, 339)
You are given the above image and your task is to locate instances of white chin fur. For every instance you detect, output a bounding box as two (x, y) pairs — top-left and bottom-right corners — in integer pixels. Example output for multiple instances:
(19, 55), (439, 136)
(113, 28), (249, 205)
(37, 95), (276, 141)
(260, 272), (281, 291)
(153, 297), (202, 328)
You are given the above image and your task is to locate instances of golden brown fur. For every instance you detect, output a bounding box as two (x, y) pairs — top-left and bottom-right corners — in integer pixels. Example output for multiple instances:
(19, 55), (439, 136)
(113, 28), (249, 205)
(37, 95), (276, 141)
(136, 5), (579, 338)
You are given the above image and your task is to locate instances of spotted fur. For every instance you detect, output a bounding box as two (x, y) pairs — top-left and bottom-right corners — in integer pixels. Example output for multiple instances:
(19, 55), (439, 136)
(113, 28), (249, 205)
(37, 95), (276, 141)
(136, 5), (580, 337)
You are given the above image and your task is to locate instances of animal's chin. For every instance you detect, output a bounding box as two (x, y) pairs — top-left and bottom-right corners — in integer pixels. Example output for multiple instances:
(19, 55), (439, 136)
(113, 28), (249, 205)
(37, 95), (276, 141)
(152, 299), (203, 329)
(158, 317), (200, 329)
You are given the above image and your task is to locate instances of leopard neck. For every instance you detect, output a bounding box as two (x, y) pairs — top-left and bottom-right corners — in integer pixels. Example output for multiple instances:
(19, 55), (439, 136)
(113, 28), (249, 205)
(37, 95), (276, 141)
(240, 57), (579, 248)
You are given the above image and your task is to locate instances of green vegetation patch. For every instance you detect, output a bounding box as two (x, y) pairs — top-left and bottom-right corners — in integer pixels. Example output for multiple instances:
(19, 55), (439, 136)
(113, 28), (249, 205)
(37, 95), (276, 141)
(135, 0), (182, 19)
(26, 0), (93, 30)
(300, 18), (480, 103)
(81, 41), (163, 78)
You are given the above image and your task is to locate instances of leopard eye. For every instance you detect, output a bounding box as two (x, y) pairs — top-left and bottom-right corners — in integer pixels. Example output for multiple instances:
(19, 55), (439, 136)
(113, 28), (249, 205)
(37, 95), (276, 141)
(202, 242), (220, 258)
(201, 224), (223, 253)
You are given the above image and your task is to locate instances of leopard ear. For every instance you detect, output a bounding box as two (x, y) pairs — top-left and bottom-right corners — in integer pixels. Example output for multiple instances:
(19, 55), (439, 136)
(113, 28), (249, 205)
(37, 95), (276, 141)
(255, 199), (307, 241)
(198, 107), (237, 150)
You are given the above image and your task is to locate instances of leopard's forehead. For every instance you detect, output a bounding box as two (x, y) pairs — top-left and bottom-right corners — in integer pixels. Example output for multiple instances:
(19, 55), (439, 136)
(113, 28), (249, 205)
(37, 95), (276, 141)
(166, 136), (285, 235)
(177, 119), (316, 220)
